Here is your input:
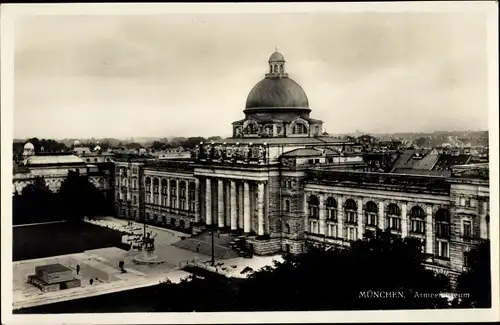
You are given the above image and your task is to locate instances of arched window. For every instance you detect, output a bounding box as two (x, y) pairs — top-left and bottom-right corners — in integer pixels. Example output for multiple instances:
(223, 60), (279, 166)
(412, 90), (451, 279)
(344, 199), (358, 241)
(153, 214), (158, 222)
(180, 220), (185, 229)
(308, 195), (320, 234)
(274, 64), (278, 73)
(153, 178), (159, 193)
(280, 64), (284, 73)
(410, 206), (426, 234)
(285, 223), (291, 234)
(170, 180), (177, 207)
(308, 195), (319, 218)
(179, 181), (186, 210)
(269, 65), (273, 73)
(170, 218), (176, 227)
(292, 123), (307, 135)
(161, 179), (168, 195)
(145, 177), (151, 193)
(344, 199), (357, 224)
(326, 197), (337, 221)
(133, 196), (137, 205)
(387, 203), (401, 231)
(365, 201), (378, 227)
(189, 182), (196, 211)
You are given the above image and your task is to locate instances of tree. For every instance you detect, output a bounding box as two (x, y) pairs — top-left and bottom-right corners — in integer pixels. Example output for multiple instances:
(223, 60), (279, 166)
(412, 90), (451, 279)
(13, 177), (58, 224)
(150, 141), (167, 151)
(234, 229), (449, 311)
(455, 240), (491, 308)
(59, 170), (107, 220)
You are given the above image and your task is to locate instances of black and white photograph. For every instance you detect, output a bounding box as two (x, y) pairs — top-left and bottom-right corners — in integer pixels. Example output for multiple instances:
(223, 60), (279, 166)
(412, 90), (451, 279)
(1, 2), (498, 324)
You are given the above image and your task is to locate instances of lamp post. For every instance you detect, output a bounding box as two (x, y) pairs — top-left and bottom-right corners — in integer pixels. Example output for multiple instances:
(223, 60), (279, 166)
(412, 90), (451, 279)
(211, 224), (215, 266)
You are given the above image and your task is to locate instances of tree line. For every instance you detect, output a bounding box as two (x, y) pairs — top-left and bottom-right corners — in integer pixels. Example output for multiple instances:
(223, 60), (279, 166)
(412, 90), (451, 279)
(13, 170), (112, 225)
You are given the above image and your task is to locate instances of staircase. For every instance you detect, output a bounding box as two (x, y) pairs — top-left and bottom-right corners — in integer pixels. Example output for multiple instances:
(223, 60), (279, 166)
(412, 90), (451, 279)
(172, 231), (251, 259)
(228, 236), (252, 258)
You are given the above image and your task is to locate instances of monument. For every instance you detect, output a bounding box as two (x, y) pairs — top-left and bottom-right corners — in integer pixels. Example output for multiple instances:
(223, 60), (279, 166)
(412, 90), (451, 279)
(27, 264), (81, 292)
(132, 230), (166, 265)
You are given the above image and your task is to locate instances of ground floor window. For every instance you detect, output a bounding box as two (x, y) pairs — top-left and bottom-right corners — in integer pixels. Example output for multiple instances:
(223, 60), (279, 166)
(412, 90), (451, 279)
(309, 220), (319, 234)
(327, 223), (338, 238)
(346, 226), (357, 241)
(436, 240), (449, 259)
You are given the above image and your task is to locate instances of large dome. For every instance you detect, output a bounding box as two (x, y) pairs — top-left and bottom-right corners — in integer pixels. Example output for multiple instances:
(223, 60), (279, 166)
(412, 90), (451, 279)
(245, 77), (309, 110)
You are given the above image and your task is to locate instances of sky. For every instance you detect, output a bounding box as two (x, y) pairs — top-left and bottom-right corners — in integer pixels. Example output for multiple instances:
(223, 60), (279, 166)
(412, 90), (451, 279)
(12, 9), (492, 139)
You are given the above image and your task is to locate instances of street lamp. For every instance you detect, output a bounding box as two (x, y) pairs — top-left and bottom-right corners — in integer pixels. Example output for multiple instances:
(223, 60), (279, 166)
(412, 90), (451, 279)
(211, 224), (215, 266)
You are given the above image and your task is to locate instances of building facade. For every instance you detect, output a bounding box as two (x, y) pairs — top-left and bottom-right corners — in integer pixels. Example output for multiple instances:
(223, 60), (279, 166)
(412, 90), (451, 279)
(109, 51), (490, 284)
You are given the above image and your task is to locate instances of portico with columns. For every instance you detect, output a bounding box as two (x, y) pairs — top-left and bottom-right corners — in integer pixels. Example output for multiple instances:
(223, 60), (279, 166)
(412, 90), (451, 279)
(194, 168), (271, 236)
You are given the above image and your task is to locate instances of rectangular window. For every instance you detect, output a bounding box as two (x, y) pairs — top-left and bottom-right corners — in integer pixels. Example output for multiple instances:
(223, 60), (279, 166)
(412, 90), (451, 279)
(327, 223), (338, 238)
(146, 194), (151, 204)
(388, 217), (401, 230)
(163, 197), (168, 206)
(346, 227), (357, 241)
(284, 199), (290, 212)
(463, 220), (472, 239)
(436, 223), (450, 238)
(309, 221), (319, 234)
(366, 213), (377, 226)
(436, 240), (449, 259)
(327, 208), (337, 221)
(153, 195), (158, 205)
(310, 206), (319, 218)
(314, 159), (320, 164)
(464, 252), (470, 267)
(411, 220), (425, 233)
(308, 159), (314, 165)
(346, 211), (356, 224)
(190, 201), (195, 212)
(133, 179), (137, 189)
(171, 197), (176, 208)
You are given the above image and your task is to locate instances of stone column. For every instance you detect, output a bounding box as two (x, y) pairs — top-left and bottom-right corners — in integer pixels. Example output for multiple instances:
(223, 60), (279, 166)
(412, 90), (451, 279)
(158, 178), (162, 206)
(304, 192), (309, 232)
(357, 198), (363, 239)
(425, 205), (433, 255)
(257, 181), (265, 236)
(480, 200), (488, 239)
(225, 181), (231, 226)
(238, 182), (244, 229)
(218, 179), (225, 228)
(194, 178), (200, 222)
(176, 179), (180, 209)
(243, 182), (251, 233)
(230, 181), (237, 231)
(337, 197), (344, 239)
(319, 195), (326, 236)
(205, 178), (212, 225)
(185, 180), (190, 212)
(150, 178), (154, 204)
(166, 178), (171, 207)
(401, 202), (408, 237)
(378, 201), (385, 231)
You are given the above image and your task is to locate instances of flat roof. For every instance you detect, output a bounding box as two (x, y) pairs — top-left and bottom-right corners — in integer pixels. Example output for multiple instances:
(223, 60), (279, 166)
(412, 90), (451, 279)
(35, 263), (71, 274)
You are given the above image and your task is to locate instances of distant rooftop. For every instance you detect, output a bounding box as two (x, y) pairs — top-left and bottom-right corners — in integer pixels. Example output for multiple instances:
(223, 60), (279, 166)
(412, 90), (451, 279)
(25, 154), (86, 166)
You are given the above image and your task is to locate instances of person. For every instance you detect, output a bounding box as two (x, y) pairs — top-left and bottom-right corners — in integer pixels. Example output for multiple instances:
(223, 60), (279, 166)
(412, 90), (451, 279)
(89, 278), (93, 285)
(76, 264), (80, 275)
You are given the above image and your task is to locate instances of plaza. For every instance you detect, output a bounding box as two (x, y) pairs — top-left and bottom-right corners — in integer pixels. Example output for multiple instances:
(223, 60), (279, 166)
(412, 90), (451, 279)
(12, 217), (283, 310)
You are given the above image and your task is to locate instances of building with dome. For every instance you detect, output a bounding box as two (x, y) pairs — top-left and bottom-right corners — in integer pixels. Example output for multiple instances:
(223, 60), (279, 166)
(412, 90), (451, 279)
(112, 50), (489, 286)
